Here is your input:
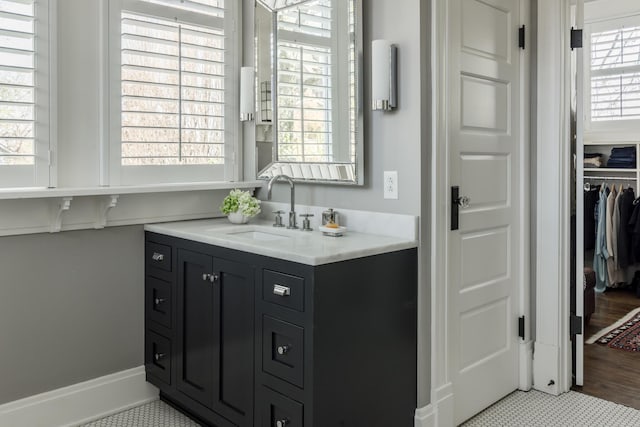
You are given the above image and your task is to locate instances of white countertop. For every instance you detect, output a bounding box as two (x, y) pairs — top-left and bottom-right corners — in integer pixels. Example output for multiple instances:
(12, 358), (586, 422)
(145, 218), (418, 266)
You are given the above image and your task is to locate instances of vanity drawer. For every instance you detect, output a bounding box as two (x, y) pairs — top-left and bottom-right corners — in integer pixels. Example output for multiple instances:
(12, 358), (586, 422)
(146, 241), (172, 272)
(263, 316), (304, 388)
(145, 330), (172, 385)
(146, 277), (172, 329)
(260, 387), (304, 427)
(262, 270), (305, 312)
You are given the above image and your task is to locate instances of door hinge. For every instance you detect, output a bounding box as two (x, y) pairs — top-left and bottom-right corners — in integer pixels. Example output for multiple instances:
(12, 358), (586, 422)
(519, 25), (525, 49)
(518, 316), (525, 340)
(571, 27), (583, 50)
(571, 315), (583, 336)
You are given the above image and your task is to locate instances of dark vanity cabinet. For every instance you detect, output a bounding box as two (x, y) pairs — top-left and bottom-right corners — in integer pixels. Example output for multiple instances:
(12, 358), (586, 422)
(145, 231), (418, 427)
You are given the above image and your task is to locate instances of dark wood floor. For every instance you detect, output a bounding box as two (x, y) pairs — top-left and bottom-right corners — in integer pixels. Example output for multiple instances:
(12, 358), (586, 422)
(573, 287), (640, 409)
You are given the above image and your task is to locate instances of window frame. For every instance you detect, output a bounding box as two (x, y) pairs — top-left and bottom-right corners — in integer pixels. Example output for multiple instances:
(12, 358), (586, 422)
(107, 0), (240, 186)
(0, 0), (54, 188)
(584, 13), (640, 138)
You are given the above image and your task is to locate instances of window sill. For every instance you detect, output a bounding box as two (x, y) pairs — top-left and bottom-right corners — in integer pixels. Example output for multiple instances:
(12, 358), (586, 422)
(0, 181), (264, 201)
(0, 181), (264, 236)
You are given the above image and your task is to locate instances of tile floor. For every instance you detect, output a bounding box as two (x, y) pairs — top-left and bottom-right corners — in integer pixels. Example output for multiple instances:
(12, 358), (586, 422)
(83, 389), (640, 426)
(462, 390), (640, 426)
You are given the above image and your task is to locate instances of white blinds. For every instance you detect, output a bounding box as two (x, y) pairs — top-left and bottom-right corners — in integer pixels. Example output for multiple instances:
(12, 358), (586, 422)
(591, 25), (640, 121)
(120, 3), (226, 166)
(277, 0), (333, 163)
(0, 0), (35, 166)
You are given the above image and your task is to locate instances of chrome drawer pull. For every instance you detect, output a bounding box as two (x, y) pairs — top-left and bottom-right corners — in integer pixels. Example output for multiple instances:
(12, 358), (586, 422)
(154, 352), (165, 361)
(276, 419), (289, 427)
(154, 298), (165, 306)
(273, 284), (291, 297)
(151, 252), (164, 262)
(277, 345), (290, 355)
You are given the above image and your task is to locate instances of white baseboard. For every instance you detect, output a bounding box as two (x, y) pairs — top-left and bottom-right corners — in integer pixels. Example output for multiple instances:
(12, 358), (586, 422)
(415, 384), (455, 427)
(519, 339), (534, 390)
(414, 404), (436, 427)
(0, 366), (158, 427)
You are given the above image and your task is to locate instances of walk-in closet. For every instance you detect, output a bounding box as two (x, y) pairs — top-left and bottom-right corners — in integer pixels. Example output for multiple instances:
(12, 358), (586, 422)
(576, 0), (640, 409)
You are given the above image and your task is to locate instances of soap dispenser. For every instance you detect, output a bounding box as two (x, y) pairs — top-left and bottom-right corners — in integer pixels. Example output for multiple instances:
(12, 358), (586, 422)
(321, 208), (339, 225)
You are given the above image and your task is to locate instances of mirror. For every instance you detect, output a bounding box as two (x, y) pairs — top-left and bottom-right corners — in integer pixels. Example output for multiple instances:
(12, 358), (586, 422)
(254, 0), (363, 184)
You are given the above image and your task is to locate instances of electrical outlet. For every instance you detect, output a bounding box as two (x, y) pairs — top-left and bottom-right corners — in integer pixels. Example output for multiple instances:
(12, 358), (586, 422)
(384, 171), (398, 199)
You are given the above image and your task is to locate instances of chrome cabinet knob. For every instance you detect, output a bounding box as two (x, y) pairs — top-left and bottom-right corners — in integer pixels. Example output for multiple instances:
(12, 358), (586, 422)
(154, 352), (165, 361)
(273, 284), (290, 297)
(276, 419), (289, 427)
(202, 273), (219, 283)
(154, 297), (165, 306)
(277, 345), (290, 355)
(152, 252), (164, 262)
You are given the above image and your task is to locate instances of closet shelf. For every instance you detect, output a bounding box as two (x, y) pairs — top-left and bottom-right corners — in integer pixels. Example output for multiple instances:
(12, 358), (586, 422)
(584, 168), (637, 173)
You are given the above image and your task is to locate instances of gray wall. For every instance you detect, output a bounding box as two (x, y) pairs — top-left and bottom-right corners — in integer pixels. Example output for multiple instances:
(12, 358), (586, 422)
(0, 226), (144, 404)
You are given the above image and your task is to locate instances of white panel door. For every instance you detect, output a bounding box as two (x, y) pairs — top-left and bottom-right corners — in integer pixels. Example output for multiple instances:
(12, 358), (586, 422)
(574, 0), (585, 388)
(448, 0), (526, 423)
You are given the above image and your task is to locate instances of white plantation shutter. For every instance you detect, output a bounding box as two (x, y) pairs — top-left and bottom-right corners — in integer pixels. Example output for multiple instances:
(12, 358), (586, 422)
(590, 23), (640, 122)
(276, 0), (334, 163)
(111, 0), (237, 184)
(0, 0), (50, 187)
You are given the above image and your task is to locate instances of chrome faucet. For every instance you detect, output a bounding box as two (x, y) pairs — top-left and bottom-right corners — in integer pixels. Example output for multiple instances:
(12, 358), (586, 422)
(267, 174), (297, 229)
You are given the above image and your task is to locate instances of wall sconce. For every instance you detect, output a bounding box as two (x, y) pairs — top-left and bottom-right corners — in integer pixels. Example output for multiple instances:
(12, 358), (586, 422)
(371, 40), (397, 111)
(240, 66), (255, 122)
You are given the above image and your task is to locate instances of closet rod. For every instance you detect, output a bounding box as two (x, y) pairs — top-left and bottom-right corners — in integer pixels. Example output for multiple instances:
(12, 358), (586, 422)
(584, 176), (636, 181)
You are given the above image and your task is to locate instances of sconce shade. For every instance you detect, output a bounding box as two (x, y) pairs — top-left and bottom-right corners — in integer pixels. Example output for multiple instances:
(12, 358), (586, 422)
(240, 66), (255, 121)
(371, 40), (397, 111)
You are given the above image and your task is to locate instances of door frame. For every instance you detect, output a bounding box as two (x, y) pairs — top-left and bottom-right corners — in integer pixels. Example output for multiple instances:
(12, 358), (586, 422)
(530, 0), (576, 396)
(417, 0), (534, 425)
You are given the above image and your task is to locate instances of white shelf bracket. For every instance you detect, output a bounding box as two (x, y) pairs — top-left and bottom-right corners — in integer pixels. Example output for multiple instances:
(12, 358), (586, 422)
(50, 197), (73, 233)
(95, 194), (119, 229)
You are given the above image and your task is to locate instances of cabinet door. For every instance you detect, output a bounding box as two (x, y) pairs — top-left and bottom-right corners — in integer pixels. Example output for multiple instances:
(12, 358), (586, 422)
(211, 257), (255, 426)
(176, 249), (215, 408)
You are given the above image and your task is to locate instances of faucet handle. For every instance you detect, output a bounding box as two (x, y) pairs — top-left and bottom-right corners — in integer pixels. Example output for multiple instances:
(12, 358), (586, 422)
(300, 213), (314, 231)
(273, 210), (285, 227)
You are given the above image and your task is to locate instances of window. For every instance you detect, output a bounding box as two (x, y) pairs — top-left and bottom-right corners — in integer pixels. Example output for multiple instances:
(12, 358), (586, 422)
(0, 0), (51, 188)
(588, 17), (640, 123)
(109, 0), (239, 185)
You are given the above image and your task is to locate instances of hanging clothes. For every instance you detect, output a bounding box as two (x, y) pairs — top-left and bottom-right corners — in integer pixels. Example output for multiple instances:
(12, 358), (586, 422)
(617, 187), (635, 269)
(628, 198), (640, 264)
(606, 186), (624, 286)
(584, 186), (600, 250)
(594, 186), (609, 292)
(609, 186), (626, 287)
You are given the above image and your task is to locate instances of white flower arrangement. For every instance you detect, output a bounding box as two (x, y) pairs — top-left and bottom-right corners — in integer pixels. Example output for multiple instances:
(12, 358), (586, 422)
(220, 189), (261, 218)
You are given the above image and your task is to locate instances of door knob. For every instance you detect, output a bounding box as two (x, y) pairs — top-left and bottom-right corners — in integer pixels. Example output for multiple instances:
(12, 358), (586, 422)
(451, 186), (471, 231)
(455, 195), (471, 208)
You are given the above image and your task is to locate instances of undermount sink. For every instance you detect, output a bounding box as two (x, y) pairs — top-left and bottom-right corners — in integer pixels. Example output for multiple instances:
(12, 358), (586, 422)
(224, 229), (292, 242)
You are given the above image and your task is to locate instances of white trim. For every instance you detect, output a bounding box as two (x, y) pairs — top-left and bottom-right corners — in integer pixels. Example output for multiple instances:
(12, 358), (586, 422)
(48, 0), (58, 188)
(414, 404), (436, 427)
(417, 384), (455, 427)
(0, 180), (263, 201)
(533, 0), (573, 395)
(430, 0), (451, 408)
(0, 366), (157, 427)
